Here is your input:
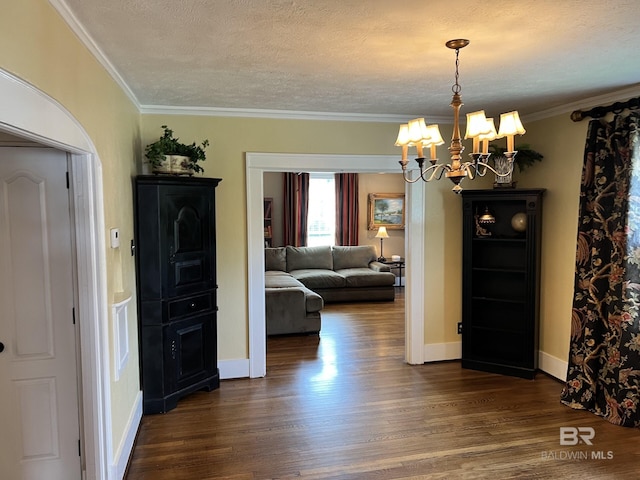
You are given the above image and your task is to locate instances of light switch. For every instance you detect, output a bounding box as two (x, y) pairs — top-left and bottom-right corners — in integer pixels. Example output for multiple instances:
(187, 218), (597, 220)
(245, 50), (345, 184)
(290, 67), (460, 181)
(110, 228), (120, 248)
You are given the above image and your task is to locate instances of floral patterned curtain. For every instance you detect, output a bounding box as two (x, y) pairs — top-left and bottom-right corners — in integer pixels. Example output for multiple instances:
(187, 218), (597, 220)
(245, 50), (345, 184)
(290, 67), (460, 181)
(560, 112), (640, 427)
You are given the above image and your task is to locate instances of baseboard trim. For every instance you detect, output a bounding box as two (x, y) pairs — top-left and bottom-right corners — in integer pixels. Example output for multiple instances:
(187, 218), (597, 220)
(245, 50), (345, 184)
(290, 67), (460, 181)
(219, 359), (250, 379)
(423, 342), (462, 362)
(112, 390), (142, 480)
(421, 343), (568, 382)
(538, 351), (568, 381)
(224, 349), (567, 381)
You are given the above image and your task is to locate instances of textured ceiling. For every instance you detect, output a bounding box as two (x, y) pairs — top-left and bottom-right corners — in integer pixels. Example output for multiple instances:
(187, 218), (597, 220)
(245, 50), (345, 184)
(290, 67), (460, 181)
(58, 0), (640, 120)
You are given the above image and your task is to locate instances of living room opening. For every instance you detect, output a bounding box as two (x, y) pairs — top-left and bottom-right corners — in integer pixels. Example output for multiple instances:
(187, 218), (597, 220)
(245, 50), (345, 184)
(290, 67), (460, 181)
(263, 170), (406, 366)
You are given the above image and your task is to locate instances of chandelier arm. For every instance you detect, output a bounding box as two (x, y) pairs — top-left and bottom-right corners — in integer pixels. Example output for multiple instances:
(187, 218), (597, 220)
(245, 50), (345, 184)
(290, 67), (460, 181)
(399, 161), (424, 183)
(464, 163), (476, 180)
(468, 153), (491, 177)
(419, 164), (439, 182)
(401, 170), (423, 183)
(435, 165), (449, 180)
(473, 162), (489, 177)
(472, 162), (511, 177)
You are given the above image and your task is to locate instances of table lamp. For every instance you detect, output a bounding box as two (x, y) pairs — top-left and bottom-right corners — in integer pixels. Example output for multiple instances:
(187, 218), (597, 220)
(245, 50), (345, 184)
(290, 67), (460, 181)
(375, 226), (389, 261)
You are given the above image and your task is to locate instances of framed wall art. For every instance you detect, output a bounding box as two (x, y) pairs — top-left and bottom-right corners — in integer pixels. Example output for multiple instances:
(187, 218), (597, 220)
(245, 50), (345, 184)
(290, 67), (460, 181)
(368, 193), (405, 230)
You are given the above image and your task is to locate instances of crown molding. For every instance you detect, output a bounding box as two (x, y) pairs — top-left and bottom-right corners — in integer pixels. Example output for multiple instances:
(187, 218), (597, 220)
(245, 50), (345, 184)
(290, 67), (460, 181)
(138, 104), (448, 124)
(524, 84), (640, 123)
(49, 0), (141, 109)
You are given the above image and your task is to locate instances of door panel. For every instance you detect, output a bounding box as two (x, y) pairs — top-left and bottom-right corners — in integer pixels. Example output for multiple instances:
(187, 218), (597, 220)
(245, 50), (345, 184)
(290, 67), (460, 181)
(163, 188), (215, 297)
(166, 314), (215, 392)
(0, 147), (81, 480)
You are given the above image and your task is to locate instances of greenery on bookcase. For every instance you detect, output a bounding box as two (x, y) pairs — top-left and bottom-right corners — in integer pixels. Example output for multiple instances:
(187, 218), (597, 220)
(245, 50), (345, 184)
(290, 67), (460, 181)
(145, 125), (209, 174)
(489, 143), (543, 172)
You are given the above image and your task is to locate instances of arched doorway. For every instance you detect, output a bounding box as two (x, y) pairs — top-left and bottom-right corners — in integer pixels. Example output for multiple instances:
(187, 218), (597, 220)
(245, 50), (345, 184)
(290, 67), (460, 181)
(0, 69), (111, 480)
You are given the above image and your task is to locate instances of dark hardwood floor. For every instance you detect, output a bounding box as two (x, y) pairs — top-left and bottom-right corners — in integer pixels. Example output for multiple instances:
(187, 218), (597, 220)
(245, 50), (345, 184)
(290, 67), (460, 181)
(126, 290), (640, 479)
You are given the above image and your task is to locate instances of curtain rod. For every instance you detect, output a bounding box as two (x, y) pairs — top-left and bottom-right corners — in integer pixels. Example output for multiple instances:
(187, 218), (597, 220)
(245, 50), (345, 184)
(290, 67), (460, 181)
(570, 96), (640, 122)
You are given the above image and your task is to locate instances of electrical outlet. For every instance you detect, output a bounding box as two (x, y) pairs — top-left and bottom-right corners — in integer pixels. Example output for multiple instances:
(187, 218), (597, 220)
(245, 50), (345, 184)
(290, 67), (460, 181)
(457, 322), (462, 334)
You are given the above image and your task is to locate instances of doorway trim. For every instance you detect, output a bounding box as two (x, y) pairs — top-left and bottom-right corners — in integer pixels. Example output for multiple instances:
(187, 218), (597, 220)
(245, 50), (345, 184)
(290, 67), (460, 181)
(246, 152), (425, 378)
(0, 69), (110, 479)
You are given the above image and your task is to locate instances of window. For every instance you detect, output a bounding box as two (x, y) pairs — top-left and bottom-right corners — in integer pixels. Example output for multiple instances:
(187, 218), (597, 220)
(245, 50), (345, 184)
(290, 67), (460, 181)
(307, 173), (335, 246)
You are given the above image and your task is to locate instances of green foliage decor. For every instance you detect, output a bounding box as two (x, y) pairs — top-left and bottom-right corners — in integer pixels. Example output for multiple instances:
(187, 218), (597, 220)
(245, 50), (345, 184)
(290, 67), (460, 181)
(145, 125), (209, 174)
(489, 143), (543, 172)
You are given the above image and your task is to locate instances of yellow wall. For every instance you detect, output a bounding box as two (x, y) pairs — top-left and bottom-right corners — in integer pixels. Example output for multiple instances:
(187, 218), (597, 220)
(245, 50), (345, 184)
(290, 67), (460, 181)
(1, 0), (141, 457)
(516, 114), (588, 364)
(141, 116), (402, 359)
(142, 115), (587, 370)
(420, 116), (586, 369)
(359, 173), (405, 258)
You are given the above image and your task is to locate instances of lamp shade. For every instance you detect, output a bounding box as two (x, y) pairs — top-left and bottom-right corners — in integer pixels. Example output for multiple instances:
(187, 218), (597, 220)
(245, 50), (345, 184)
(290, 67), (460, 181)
(478, 206), (496, 224)
(375, 226), (389, 238)
(478, 118), (498, 154)
(423, 124), (445, 146)
(407, 118), (431, 145)
(394, 124), (410, 146)
(464, 111), (490, 139)
(478, 118), (497, 141)
(497, 111), (526, 137)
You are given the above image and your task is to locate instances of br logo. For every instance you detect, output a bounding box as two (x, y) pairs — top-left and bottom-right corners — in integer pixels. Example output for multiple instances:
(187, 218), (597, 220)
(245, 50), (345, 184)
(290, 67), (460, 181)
(560, 427), (595, 446)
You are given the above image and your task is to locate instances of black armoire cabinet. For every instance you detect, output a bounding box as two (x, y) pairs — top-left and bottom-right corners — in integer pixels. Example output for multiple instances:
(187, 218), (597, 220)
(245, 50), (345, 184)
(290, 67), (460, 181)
(460, 189), (544, 379)
(134, 175), (221, 414)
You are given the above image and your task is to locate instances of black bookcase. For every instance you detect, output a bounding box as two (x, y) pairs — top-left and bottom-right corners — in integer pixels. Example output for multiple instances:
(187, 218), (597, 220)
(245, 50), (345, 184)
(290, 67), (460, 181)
(134, 175), (221, 414)
(460, 189), (545, 379)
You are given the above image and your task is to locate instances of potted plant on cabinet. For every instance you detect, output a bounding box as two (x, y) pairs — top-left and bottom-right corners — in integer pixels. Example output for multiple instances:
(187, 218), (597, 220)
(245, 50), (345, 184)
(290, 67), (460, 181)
(489, 143), (543, 188)
(145, 125), (209, 175)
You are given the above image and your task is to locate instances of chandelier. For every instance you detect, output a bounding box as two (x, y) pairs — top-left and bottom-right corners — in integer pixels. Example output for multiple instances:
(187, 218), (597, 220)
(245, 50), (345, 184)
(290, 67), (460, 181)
(395, 39), (525, 193)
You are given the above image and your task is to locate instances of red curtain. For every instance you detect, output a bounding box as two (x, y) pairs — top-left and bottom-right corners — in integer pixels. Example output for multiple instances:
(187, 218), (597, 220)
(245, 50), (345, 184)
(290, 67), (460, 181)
(283, 172), (309, 247)
(335, 173), (359, 246)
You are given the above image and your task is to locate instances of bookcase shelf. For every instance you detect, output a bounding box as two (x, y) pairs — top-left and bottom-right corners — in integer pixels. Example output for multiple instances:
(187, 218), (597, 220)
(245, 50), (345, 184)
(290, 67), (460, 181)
(461, 189), (545, 379)
(264, 197), (273, 247)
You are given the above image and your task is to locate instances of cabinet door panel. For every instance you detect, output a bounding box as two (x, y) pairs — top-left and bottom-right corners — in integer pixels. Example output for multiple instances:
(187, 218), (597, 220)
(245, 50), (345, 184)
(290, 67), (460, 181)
(166, 314), (216, 392)
(162, 187), (216, 297)
(174, 205), (203, 253)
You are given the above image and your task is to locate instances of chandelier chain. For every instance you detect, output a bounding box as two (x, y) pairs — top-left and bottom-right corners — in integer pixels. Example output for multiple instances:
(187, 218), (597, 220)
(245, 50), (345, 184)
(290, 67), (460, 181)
(452, 48), (462, 95)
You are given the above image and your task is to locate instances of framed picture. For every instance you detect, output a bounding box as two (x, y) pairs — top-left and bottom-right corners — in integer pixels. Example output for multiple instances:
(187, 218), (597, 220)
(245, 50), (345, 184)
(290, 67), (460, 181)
(368, 193), (405, 230)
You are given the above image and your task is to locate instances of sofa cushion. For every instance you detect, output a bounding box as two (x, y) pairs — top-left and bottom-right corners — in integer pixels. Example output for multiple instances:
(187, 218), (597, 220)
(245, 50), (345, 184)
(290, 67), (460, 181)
(336, 268), (396, 288)
(265, 271), (324, 313)
(286, 245), (333, 271)
(332, 245), (377, 270)
(265, 271), (304, 289)
(265, 247), (287, 271)
(291, 269), (346, 289)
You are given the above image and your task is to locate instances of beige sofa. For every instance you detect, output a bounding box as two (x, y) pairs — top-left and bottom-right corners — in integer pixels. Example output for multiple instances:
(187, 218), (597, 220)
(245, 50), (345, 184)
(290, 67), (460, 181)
(264, 245), (396, 335)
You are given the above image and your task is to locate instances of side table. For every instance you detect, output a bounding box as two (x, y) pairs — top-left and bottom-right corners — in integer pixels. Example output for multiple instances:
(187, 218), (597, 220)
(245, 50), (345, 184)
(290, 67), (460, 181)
(381, 258), (405, 287)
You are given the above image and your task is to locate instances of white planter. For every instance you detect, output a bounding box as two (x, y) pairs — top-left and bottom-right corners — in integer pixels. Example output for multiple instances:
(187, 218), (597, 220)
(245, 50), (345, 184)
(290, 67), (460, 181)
(152, 155), (192, 175)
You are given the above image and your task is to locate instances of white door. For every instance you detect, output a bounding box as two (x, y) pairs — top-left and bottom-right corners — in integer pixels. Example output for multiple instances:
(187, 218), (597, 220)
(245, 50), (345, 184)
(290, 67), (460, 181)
(0, 147), (81, 479)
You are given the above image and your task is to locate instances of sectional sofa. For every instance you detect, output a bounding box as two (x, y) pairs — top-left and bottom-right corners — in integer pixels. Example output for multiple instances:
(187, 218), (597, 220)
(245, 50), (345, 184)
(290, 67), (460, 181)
(264, 245), (396, 335)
